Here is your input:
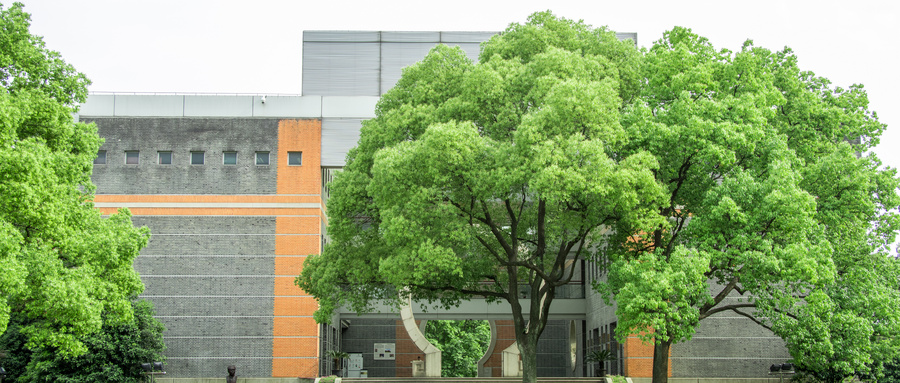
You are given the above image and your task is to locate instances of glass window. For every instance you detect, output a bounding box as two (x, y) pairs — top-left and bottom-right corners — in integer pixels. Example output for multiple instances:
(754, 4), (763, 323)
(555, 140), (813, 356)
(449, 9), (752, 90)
(191, 151), (204, 165)
(256, 151), (269, 166)
(223, 151), (237, 165)
(125, 151), (139, 165)
(288, 151), (302, 166)
(158, 151), (172, 165)
(94, 150), (106, 165)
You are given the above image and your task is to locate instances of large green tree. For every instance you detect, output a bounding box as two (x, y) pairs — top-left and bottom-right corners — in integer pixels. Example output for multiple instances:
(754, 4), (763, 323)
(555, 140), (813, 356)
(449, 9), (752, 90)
(298, 12), (665, 383)
(599, 28), (900, 383)
(0, 2), (150, 357)
(0, 299), (166, 383)
(424, 320), (491, 377)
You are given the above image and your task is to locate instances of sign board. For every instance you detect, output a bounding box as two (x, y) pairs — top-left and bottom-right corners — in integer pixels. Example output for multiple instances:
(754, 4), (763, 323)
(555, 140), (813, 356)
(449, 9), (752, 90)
(374, 343), (395, 360)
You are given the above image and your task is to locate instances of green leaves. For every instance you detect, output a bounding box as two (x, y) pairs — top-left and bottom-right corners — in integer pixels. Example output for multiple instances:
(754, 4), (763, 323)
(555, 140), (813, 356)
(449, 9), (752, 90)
(0, 3), (150, 357)
(599, 25), (900, 382)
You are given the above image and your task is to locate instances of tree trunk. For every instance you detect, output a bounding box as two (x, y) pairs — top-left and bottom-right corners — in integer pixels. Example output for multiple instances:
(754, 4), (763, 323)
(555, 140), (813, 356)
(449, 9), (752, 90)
(652, 340), (671, 383)
(520, 337), (538, 383)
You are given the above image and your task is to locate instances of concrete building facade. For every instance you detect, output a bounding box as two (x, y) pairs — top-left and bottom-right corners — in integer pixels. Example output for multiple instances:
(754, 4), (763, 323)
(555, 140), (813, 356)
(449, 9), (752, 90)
(81, 30), (789, 380)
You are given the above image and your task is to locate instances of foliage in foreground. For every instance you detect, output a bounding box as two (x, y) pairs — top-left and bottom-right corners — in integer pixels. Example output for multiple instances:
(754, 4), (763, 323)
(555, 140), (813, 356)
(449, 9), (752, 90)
(598, 27), (900, 383)
(298, 11), (659, 383)
(0, 299), (166, 383)
(0, 2), (150, 357)
(424, 320), (491, 377)
(297, 10), (900, 383)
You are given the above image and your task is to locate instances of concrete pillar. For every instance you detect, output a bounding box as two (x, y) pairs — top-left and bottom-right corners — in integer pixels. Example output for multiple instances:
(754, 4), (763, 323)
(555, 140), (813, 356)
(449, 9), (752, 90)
(399, 292), (441, 377)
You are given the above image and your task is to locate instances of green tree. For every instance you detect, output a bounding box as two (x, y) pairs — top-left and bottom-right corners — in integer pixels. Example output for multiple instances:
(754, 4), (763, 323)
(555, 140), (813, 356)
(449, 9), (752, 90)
(599, 27), (900, 383)
(424, 320), (491, 377)
(0, 299), (166, 383)
(297, 12), (665, 383)
(0, 2), (150, 357)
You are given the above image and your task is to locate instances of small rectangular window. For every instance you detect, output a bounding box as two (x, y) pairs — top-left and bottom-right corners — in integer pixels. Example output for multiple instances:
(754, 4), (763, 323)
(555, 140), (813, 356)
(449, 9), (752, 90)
(94, 150), (106, 165)
(223, 151), (237, 165)
(158, 151), (172, 165)
(288, 151), (302, 166)
(255, 151), (270, 166)
(125, 151), (139, 165)
(191, 151), (204, 165)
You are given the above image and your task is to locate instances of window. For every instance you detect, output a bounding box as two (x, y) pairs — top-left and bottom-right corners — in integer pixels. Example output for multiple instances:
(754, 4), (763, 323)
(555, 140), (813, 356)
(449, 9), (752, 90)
(288, 151), (302, 166)
(158, 151), (172, 165)
(94, 150), (106, 165)
(223, 151), (237, 165)
(191, 151), (204, 165)
(125, 151), (139, 165)
(255, 151), (269, 166)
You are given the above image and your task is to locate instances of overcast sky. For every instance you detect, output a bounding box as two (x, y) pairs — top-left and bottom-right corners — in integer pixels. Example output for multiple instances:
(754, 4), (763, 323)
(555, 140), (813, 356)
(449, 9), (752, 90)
(18, 0), (899, 173)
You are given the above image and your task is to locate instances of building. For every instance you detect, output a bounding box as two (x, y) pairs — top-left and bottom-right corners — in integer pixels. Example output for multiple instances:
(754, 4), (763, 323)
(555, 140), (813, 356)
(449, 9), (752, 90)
(80, 30), (789, 379)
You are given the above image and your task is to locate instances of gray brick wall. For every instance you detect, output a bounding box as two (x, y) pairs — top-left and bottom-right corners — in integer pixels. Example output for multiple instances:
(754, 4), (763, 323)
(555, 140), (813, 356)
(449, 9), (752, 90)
(536, 320), (571, 377)
(671, 313), (790, 378)
(86, 117), (281, 195)
(340, 319), (397, 377)
(130, 215), (278, 378)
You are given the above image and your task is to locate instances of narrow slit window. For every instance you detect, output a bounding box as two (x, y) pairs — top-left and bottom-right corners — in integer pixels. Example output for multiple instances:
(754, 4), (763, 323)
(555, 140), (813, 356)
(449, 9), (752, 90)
(256, 151), (270, 166)
(288, 151), (302, 166)
(223, 151), (237, 165)
(158, 151), (172, 165)
(191, 151), (204, 165)
(125, 151), (139, 165)
(94, 150), (106, 165)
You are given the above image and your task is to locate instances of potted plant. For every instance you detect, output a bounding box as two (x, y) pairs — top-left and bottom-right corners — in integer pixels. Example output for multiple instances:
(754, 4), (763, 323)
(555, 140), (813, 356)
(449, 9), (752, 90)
(326, 350), (349, 376)
(586, 349), (616, 377)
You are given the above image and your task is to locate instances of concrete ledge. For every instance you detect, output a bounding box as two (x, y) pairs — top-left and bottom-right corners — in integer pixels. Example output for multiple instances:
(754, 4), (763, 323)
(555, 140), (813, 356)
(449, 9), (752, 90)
(155, 379), (310, 383)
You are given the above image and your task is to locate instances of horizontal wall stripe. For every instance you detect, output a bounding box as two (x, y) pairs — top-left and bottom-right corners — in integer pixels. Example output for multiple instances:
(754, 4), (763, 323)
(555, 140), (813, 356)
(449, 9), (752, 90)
(149, 233), (319, 236)
(143, 296), (311, 299)
(99, 207), (321, 216)
(94, 194), (322, 203)
(157, 316), (313, 319)
(166, 357), (319, 360)
(95, 202), (321, 208)
(164, 336), (317, 339)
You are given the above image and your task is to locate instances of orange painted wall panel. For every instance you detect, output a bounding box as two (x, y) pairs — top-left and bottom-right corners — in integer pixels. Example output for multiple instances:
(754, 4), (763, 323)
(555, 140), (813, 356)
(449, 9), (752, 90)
(277, 119), (322, 195)
(273, 338), (319, 358)
(275, 256), (307, 276)
(276, 216), (320, 234)
(272, 358), (319, 378)
(274, 317), (318, 336)
(275, 235), (319, 256)
(274, 297), (319, 316)
(275, 276), (308, 296)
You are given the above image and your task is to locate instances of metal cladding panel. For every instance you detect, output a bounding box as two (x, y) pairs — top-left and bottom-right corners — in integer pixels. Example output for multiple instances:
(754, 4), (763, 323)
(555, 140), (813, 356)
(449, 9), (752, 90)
(444, 42), (482, 62)
(321, 118), (363, 167)
(321, 96), (378, 118)
(304, 30), (381, 42)
(379, 42), (441, 92)
(381, 31), (441, 42)
(439, 31), (497, 43)
(616, 32), (638, 46)
(183, 95), (253, 117)
(302, 41), (380, 96)
(114, 95), (184, 116)
(252, 95), (322, 117)
(78, 94), (115, 116)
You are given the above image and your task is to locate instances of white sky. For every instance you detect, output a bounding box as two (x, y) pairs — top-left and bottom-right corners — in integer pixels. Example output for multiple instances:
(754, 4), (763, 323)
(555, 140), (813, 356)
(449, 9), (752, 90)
(19, 0), (899, 173)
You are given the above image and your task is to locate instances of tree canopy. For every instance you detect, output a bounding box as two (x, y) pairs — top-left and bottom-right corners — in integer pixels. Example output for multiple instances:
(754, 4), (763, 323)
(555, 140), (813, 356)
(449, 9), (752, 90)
(599, 27), (900, 382)
(0, 2), (150, 357)
(297, 12), (664, 383)
(0, 299), (166, 383)
(297, 11), (900, 383)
